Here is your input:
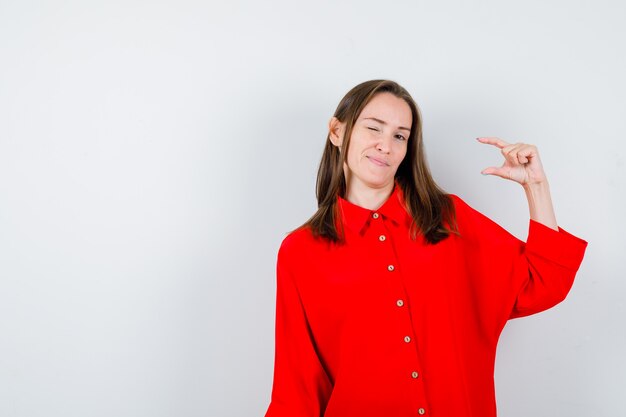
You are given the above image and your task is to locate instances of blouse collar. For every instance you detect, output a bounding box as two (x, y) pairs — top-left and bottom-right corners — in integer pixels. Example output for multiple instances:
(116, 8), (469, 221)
(337, 180), (411, 234)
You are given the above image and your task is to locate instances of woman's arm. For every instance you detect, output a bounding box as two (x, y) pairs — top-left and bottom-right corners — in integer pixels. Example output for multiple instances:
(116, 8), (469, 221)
(477, 137), (558, 230)
(265, 239), (333, 417)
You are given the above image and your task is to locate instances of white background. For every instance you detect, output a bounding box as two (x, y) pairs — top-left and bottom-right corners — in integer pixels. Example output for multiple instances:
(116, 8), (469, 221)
(1, 1), (624, 416)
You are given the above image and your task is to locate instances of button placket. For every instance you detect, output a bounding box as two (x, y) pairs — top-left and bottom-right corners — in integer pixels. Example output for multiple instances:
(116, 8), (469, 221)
(369, 210), (425, 410)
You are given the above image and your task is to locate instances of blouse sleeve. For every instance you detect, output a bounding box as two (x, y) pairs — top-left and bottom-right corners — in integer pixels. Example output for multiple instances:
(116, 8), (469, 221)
(450, 195), (588, 330)
(264, 238), (333, 417)
(510, 219), (588, 318)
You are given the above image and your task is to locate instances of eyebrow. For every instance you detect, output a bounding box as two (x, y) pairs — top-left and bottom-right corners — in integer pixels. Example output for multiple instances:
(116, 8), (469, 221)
(363, 117), (411, 132)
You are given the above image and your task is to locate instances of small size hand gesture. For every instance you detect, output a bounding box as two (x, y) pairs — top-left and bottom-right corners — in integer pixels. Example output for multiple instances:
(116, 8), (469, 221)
(477, 137), (548, 186)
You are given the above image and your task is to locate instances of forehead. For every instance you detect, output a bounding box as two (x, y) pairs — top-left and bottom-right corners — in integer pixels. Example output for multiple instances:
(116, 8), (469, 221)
(358, 92), (412, 127)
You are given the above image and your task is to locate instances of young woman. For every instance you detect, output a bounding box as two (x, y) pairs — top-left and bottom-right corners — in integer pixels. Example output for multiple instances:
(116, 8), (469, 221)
(264, 79), (587, 417)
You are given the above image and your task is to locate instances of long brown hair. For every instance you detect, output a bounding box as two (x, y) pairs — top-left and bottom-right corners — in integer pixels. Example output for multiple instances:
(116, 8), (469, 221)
(299, 79), (456, 244)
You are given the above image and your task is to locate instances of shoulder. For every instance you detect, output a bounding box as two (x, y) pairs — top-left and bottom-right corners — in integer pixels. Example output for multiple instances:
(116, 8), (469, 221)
(280, 224), (319, 249)
(277, 225), (328, 266)
(447, 193), (478, 228)
(279, 226), (310, 253)
(447, 193), (520, 245)
(448, 193), (472, 213)
(275, 225), (342, 286)
(448, 193), (496, 224)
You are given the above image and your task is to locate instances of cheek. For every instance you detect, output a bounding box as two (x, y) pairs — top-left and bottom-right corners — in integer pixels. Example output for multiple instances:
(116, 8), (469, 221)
(342, 147), (358, 172)
(395, 144), (409, 164)
(346, 143), (363, 164)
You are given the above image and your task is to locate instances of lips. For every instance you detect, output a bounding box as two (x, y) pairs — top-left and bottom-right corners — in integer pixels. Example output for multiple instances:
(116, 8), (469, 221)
(367, 156), (389, 166)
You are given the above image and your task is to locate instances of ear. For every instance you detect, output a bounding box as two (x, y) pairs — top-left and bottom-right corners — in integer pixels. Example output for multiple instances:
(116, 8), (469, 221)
(328, 116), (345, 148)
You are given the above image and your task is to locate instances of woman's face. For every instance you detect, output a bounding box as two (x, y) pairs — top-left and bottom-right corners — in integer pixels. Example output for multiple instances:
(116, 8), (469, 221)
(330, 92), (412, 193)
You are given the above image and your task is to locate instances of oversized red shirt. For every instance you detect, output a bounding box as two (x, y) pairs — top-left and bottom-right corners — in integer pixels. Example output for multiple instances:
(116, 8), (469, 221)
(265, 183), (587, 417)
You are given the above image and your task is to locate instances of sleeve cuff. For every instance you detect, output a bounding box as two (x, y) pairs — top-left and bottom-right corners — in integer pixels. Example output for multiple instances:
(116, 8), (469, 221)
(525, 219), (588, 270)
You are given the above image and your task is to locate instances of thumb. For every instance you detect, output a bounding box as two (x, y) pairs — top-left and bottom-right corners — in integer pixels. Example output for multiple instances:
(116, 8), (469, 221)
(481, 166), (510, 179)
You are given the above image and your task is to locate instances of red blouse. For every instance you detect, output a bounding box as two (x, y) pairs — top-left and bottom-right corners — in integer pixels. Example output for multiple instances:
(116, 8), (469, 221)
(265, 183), (587, 417)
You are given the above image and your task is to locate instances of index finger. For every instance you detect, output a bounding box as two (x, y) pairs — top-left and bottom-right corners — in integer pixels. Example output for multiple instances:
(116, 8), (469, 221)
(476, 137), (510, 149)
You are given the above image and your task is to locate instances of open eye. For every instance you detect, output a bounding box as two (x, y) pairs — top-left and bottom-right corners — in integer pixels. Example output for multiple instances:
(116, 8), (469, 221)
(395, 134), (407, 141)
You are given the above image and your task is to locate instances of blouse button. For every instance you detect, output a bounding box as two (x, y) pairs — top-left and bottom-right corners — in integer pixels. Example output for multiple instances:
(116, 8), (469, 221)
(379, 234), (386, 241)
(372, 212), (379, 219)
(411, 371), (419, 379)
(418, 408), (426, 415)
(396, 299), (404, 307)
(404, 336), (411, 343)
(387, 265), (395, 272)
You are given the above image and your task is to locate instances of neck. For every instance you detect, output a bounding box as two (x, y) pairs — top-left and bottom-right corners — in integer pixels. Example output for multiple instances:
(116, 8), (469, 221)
(345, 179), (395, 210)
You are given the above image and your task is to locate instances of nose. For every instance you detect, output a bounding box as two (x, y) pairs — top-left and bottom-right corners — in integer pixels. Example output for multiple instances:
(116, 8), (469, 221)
(376, 134), (393, 153)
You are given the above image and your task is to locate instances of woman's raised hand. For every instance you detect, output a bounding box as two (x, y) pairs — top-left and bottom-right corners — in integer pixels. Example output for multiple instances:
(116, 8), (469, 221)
(477, 137), (548, 186)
